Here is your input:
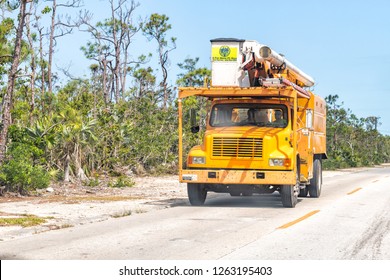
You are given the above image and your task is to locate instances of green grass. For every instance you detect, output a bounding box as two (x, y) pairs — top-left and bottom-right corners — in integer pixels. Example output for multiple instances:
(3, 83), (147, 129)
(0, 215), (48, 227)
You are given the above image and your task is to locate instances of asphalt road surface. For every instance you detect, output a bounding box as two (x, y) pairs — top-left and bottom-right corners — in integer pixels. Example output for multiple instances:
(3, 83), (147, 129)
(1, 166), (389, 260)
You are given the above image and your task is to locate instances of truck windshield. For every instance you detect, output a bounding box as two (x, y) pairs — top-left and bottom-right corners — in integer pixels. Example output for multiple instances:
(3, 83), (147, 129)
(210, 104), (288, 128)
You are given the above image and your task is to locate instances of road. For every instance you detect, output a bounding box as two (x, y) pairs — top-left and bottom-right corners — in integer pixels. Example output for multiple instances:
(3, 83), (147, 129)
(0, 166), (389, 260)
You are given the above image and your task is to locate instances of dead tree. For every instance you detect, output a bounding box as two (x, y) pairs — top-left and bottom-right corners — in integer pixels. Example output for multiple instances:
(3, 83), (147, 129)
(46, 0), (82, 94)
(0, 0), (30, 163)
(79, 0), (142, 103)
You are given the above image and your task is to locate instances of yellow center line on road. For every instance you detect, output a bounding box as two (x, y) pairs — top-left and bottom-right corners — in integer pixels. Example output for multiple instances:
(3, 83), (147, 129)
(347, 187), (362, 195)
(277, 210), (320, 229)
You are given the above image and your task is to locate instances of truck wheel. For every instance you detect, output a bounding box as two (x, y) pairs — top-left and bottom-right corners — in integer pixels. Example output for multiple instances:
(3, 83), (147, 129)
(308, 159), (322, 198)
(280, 185), (298, 208)
(281, 162), (300, 207)
(187, 183), (207, 206)
(298, 187), (308, 197)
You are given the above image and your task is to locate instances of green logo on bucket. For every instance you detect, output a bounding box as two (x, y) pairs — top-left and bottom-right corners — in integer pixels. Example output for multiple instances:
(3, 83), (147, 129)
(219, 46), (231, 58)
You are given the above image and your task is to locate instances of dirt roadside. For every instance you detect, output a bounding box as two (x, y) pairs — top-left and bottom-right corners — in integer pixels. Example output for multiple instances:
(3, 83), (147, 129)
(0, 176), (188, 242)
(0, 170), (356, 242)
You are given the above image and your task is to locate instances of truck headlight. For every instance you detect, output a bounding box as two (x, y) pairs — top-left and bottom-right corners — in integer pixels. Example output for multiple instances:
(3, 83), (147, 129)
(189, 156), (206, 164)
(269, 158), (291, 167)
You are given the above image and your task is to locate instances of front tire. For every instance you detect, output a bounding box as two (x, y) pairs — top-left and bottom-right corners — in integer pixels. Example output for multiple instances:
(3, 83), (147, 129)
(280, 185), (298, 208)
(187, 183), (207, 206)
(308, 159), (322, 198)
(281, 162), (300, 208)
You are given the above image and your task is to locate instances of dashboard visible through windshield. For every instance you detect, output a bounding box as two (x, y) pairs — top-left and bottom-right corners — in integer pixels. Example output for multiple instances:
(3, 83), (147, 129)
(210, 104), (288, 128)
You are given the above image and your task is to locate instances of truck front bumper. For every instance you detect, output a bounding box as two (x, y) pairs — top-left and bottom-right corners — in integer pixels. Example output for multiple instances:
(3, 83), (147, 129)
(179, 169), (296, 185)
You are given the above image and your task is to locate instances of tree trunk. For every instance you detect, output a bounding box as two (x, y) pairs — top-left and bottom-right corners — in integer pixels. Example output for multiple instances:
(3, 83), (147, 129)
(75, 144), (88, 181)
(121, 51), (127, 97)
(26, 3), (36, 125)
(38, 27), (46, 104)
(159, 48), (168, 109)
(64, 154), (71, 182)
(110, 0), (121, 102)
(48, 0), (57, 95)
(0, 0), (29, 163)
(101, 59), (108, 104)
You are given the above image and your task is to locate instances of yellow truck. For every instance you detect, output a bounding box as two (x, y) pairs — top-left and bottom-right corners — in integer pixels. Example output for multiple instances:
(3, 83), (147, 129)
(178, 38), (326, 207)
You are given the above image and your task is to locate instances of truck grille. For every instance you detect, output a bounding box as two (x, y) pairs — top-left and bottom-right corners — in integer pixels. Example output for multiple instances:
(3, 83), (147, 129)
(212, 137), (263, 158)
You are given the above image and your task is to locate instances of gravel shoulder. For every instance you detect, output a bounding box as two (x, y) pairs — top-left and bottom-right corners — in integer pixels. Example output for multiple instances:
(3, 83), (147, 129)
(0, 169), (366, 242)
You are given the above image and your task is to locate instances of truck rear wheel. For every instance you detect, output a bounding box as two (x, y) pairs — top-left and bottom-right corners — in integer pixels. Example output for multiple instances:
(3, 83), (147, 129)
(308, 159), (322, 198)
(298, 187), (308, 197)
(187, 183), (207, 206)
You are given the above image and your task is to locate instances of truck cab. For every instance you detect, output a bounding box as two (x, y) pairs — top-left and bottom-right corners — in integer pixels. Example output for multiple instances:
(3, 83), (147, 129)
(188, 99), (293, 172)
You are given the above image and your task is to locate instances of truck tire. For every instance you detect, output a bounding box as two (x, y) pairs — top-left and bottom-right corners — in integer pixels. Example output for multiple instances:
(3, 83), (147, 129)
(298, 187), (308, 197)
(280, 185), (298, 208)
(281, 162), (300, 207)
(308, 159), (322, 198)
(187, 183), (207, 206)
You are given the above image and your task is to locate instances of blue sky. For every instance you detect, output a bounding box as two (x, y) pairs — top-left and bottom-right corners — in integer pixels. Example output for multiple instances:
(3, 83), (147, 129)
(54, 0), (390, 135)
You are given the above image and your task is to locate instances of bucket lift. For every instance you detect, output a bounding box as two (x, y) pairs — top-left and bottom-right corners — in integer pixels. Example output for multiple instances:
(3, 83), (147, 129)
(210, 38), (315, 97)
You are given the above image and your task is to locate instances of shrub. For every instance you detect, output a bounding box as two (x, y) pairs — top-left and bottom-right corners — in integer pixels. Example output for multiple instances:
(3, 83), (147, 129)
(0, 143), (50, 193)
(108, 175), (135, 188)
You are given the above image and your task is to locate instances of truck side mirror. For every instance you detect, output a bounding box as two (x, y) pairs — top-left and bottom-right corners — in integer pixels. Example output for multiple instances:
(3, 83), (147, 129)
(190, 108), (200, 133)
(191, 126), (200, 133)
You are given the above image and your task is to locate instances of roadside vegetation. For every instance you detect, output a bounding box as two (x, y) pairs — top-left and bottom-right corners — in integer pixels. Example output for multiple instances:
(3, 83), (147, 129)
(0, 0), (389, 195)
(0, 213), (48, 227)
(324, 95), (390, 169)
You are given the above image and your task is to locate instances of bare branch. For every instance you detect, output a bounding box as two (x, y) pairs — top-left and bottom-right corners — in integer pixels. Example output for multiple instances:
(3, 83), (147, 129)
(55, 0), (83, 8)
(57, 62), (84, 81)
